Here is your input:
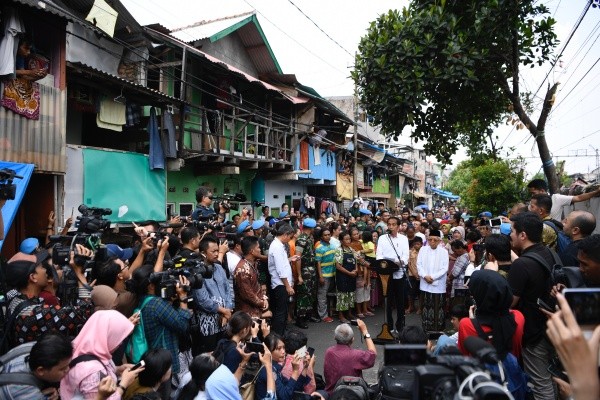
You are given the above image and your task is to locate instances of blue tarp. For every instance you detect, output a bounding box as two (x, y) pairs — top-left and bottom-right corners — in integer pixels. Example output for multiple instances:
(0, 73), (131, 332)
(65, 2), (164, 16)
(430, 187), (460, 200)
(0, 161), (35, 251)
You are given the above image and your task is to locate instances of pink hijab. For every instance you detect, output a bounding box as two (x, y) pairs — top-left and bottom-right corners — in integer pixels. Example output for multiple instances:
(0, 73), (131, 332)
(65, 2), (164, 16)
(60, 310), (133, 399)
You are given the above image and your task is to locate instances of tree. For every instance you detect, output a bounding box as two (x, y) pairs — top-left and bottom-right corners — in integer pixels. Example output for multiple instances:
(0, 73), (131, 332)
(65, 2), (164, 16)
(353, 0), (561, 192)
(445, 159), (526, 215)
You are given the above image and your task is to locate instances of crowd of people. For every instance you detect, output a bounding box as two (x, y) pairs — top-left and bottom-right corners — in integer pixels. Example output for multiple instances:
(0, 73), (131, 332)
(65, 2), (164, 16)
(0, 178), (599, 400)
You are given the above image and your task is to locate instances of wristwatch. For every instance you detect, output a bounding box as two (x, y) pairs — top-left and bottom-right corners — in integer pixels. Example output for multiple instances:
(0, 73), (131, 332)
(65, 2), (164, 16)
(363, 333), (371, 340)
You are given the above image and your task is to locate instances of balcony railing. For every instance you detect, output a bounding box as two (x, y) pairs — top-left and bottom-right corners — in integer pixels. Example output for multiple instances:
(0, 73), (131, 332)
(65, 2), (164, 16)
(182, 101), (295, 166)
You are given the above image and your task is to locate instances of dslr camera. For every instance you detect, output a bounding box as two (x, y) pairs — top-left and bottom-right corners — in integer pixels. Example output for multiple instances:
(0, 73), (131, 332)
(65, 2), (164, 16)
(150, 256), (214, 299)
(0, 168), (22, 200)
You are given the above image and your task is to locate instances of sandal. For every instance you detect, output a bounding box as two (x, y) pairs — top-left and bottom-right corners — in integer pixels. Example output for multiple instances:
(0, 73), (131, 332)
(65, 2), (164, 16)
(339, 318), (350, 323)
(357, 313), (365, 318)
(364, 311), (375, 316)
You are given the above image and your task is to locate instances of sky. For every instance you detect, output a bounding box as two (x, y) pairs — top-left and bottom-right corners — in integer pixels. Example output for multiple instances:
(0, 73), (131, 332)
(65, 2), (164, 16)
(121, 0), (600, 179)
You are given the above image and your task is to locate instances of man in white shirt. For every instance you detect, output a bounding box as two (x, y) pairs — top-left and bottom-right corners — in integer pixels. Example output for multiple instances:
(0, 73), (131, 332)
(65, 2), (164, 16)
(417, 229), (449, 332)
(376, 216), (410, 333)
(268, 224), (299, 335)
(527, 178), (600, 221)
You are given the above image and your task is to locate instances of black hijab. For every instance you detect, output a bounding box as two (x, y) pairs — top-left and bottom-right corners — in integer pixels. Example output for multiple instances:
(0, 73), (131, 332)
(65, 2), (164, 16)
(468, 270), (517, 358)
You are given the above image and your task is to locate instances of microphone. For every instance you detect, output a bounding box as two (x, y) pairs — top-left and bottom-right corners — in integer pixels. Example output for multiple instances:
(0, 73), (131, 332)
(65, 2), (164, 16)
(464, 336), (499, 364)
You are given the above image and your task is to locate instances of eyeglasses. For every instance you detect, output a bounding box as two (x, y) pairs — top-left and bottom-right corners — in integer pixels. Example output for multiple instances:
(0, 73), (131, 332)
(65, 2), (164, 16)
(120, 260), (130, 271)
(207, 196), (214, 200)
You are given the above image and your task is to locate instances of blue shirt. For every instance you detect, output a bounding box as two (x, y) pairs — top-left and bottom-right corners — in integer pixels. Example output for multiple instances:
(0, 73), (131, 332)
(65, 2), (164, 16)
(206, 364), (242, 400)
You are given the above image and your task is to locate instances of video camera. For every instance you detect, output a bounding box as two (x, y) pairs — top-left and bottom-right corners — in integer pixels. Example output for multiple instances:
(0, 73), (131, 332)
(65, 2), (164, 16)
(150, 255), (214, 300)
(77, 204), (112, 233)
(0, 168), (23, 200)
(378, 342), (512, 399)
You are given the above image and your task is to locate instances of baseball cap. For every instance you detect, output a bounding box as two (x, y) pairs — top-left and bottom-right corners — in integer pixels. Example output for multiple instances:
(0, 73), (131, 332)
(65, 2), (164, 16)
(19, 238), (39, 254)
(359, 208), (372, 215)
(237, 220), (251, 233)
(500, 222), (512, 236)
(479, 211), (493, 218)
(269, 218), (280, 227)
(106, 244), (134, 261)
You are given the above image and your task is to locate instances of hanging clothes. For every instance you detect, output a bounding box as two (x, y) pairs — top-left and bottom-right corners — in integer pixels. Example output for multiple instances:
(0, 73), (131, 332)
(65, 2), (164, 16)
(0, 7), (25, 77)
(148, 107), (165, 170)
(97, 97), (126, 131)
(300, 141), (309, 170)
(320, 199), (329, 215)
(163, 111), (177, 158)
(313, 146), (321, 166)
(125, 102), (141, 126)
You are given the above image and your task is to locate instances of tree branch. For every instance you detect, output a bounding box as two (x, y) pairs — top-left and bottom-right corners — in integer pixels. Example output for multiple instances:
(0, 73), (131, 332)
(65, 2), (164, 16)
(499, 78), (537, 134)
(537, 82), (559, 131)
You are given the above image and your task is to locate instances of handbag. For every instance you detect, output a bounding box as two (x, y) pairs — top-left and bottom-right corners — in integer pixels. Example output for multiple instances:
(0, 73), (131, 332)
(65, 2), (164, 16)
(239, 365), (264, 400)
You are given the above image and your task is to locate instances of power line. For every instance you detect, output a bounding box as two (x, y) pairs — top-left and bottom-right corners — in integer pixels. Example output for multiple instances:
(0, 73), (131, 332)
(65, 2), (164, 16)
(551, 54), (600, 113)
(531, 0), (592, 100)
(242, 0), (349, 75)
(286, 0), (353, 56)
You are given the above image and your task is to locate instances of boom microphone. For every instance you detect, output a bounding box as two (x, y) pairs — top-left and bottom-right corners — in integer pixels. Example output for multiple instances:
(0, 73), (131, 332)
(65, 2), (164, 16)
(464, 336), (499, 364)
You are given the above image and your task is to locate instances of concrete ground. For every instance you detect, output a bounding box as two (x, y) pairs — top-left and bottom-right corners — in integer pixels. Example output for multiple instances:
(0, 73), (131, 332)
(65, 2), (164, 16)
(288, 306), (424, 385)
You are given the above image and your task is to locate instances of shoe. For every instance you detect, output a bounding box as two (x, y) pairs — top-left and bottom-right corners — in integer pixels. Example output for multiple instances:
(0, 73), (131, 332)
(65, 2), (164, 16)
(357, 313), (365, 318)
(390, 329), (399, 338)
(364, 311), (375, 317)
(309, 316), (321, 323)
(322, 317), (334, 323)
(339, 318), (350, 324)
(295, 319), (308, 329)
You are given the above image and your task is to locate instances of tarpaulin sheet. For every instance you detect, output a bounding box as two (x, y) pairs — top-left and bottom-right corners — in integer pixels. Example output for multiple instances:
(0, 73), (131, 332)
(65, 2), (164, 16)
(0, 161), (35, 251)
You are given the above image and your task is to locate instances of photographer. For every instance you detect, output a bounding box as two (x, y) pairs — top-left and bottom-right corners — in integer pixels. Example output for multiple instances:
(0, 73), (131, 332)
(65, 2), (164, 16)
(4, 246), (93, 347)
(192, 237), (233, 355)
(177, 227), (201, 259)
(129, 264), (192, 393)
(191, 186), (216, 221)
(323, 319), (376, 395)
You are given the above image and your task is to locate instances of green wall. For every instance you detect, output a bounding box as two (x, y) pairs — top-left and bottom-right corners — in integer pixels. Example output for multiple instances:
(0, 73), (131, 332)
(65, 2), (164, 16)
(166, 166), (255, 216)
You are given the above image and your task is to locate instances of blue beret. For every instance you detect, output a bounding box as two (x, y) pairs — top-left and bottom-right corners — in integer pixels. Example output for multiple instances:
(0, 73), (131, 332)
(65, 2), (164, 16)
(479, 211), (492, 218)
(279, 211), (289, 218)
(252, 220), (265, 230)
(269, 218), (280, 227)
(303, 218), (317, 228)
(500, 222), (512, 236)
(237, 220), (251, 233)
(359, 208), (372, 215)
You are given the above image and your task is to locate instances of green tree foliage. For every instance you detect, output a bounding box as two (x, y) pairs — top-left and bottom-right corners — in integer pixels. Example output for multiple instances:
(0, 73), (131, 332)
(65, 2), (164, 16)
(353, 0), (562, 193)
(445, 159), (525, 215)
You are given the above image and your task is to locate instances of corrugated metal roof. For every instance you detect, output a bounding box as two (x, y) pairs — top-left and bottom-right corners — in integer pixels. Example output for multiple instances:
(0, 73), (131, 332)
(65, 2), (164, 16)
(145, 27), (293, 103)
(0, 83), (66, 173)
(67, 62), (181, 104)
(170, 13), (281, 75)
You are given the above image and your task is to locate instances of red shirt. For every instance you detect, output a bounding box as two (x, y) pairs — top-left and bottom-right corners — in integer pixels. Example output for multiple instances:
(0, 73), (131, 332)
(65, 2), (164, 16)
(457, 309), (525, 359)
(323, 344), (376, 394)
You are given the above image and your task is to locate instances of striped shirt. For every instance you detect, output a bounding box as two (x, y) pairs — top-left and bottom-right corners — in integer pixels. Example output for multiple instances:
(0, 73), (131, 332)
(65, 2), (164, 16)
(315, 242), (337, 278)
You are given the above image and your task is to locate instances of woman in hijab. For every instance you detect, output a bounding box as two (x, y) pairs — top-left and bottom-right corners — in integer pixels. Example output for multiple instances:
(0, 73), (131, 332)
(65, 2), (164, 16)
(61, 310), (142, 399)
(457, 270), (524, 359)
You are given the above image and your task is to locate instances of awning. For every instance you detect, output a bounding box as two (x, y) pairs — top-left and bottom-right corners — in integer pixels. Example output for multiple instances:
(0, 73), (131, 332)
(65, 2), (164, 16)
(413, 192), (430, 199)
(430, 187), (460, 200)
(0, 162), (35, 251)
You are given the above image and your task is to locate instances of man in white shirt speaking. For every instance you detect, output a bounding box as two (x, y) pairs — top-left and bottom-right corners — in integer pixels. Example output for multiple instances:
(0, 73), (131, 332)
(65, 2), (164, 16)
(417, 229), (449, 332)
(376, 216), (410, 334)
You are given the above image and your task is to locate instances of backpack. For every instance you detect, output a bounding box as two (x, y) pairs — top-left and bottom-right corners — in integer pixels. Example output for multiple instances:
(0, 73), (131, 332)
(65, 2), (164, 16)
(0, 341), (45, 389)
(471, 318), (530, 400)
(333, 376), (370, 400)
(520, 248), (565, 308)
(0, 298), (34, 355)
(125, 297), (165, 364)
(543, 220), (571, 254)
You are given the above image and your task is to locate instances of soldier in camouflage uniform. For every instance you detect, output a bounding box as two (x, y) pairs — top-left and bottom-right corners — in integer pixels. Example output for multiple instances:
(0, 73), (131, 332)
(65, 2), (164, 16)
(294, 218), (319, 329)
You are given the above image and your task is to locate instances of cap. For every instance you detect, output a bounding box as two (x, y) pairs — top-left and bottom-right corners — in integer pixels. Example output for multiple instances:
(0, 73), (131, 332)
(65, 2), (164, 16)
(252, 220), (265, 230)
(5, 260), (39, 289)
(106, 244), (134, 261)
(359, 208), (372, 215)
(269, 218), (280, 227)
(325, 217), (334, 223)
(237, 220), (251, 233)
(279, 211), (289, 218)
(429, 229), (442, 237)
(19, 238), (39, 254)
(303, 218), (317, 228)
(500, 222), (512, 236)
(479, 211), (493, 218)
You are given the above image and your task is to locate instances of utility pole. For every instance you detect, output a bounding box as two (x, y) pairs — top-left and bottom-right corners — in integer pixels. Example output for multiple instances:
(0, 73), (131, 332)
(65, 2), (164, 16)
(591, 145), (600, 183)
(353, 57), (359, 199)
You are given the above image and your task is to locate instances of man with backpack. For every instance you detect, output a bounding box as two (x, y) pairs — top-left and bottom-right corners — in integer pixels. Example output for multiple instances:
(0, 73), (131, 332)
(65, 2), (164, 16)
(507, 212), (557, 400)
(528, 194), (565, 252)
(0, 333), (72, 399)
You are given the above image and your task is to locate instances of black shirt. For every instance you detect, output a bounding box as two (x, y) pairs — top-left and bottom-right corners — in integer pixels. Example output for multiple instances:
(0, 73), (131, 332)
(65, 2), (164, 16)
(508, 243), (556, 345)
(559, 239), (580, 267)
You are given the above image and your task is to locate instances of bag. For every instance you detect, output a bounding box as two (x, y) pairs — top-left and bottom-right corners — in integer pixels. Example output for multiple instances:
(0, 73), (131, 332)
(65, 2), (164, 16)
(471, 319), (530, 400)
(0, 299), (34, 355)
(0, 341), (45, 389)
(239, 365), (263, 400)
(543, 220), (571, 254)
(520, 249), (565, 307)
(333, 376), (369, 400)
(379, 365), (417, 399)
(126, 296), (164, 363)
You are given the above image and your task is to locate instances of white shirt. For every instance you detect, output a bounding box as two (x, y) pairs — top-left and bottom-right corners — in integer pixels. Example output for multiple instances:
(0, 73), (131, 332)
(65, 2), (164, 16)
(376, 233), (410, 279)
(550, 193), (573, 221)
(226, 251), (242, 276)
(329, 236), (341, 249)
(268, 237), (293, 289)
(417, 245), (449, 294)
